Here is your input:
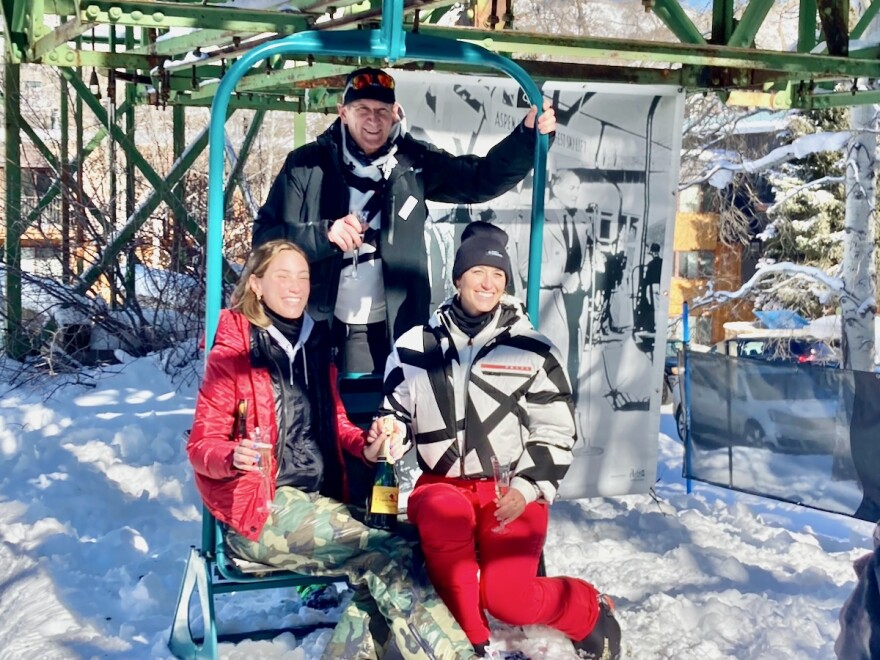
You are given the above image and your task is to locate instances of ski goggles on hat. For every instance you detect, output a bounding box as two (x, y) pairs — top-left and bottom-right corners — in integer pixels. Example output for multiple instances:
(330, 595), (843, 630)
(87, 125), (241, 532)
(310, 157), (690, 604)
(346, 70), (395, 93)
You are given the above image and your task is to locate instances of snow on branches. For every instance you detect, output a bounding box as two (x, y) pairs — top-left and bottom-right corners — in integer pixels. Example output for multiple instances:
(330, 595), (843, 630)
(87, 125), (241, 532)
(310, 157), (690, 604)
(681, 131), (852, 190)
(691, 261), (874, 320)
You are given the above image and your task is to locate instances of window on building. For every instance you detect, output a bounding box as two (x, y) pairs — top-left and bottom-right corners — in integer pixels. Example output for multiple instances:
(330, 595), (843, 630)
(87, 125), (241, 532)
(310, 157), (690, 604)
(676, 251), (714, 279)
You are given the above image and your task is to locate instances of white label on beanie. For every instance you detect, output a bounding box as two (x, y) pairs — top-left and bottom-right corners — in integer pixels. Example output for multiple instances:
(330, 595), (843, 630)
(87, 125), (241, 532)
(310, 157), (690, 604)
(398, 195), (418, 220)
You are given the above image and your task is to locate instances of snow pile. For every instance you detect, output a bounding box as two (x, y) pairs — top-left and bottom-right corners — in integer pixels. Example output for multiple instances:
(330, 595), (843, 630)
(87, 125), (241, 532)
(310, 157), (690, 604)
(0, 352), (873, 658)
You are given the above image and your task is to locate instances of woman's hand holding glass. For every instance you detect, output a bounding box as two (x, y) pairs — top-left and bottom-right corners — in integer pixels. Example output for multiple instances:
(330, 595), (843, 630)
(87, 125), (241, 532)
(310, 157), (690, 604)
(232, 438), (262, 471)
(230, 427), (277, 514)
(493, 487), (527, 532)
(491, 456), (526, 532)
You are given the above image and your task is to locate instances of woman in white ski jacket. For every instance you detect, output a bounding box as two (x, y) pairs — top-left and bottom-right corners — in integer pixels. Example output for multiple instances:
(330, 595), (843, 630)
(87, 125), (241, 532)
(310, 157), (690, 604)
(382, 222), (621, 659)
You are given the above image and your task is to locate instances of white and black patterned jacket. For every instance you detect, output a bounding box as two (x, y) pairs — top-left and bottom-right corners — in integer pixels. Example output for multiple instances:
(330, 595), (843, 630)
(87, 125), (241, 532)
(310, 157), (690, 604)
(382, 295), (577, 504)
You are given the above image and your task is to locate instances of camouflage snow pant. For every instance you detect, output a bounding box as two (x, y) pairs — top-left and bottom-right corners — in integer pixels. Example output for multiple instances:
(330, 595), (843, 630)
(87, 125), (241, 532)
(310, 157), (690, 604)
(225, 486), (476, 660)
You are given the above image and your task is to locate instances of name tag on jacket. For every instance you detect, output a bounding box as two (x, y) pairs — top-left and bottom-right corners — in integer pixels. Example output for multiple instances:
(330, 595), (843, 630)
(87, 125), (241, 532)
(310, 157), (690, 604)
(398, 195), (418, 220)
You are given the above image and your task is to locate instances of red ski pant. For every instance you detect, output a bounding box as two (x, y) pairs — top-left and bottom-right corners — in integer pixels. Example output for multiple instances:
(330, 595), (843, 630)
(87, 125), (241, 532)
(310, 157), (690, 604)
(408, 474), (599, 645)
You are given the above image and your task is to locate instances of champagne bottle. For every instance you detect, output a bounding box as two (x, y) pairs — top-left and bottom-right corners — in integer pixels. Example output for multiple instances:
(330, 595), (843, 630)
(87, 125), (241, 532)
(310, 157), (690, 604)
(233, 399), (248, 440)
(366, 431), (399, 530)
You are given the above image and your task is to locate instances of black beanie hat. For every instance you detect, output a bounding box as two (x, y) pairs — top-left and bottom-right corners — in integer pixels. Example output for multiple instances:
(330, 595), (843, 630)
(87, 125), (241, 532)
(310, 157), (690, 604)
(452, 221), (513, 285)
(342, 67), (396, 106)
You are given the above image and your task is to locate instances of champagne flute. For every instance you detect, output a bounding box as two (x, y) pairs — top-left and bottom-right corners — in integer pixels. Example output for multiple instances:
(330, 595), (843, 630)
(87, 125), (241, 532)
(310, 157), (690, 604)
(490, 455), (512, 533)
(253, 427), (277, 514)
(349, 210), (369, 279)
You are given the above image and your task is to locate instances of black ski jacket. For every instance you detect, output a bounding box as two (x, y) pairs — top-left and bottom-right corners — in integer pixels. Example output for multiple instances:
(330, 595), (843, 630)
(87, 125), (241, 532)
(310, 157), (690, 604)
(252, 118), (540, 339)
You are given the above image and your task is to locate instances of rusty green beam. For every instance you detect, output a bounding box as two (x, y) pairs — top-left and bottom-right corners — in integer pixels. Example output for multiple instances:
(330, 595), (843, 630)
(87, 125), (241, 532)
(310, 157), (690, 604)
(188, 62), (350, 100)
(80, 0), (312, 33)
(798, 0), (817, 53)
(167, 93), (306, 112)
(60, 68), (70, 280)
(157, 59), (351, 94)
(294, 111), (306, 149)
(39, 41), (880, 95)
(414, 24), (880, 78)
(727, 0), (775, 48)
(17, 0), (46, 42)
(40, 43), (153, 68)
(1, 1), (25, 62)
(794, 88), (880, 109)
(223, 110), (266, 215)
(30, 14), (95, 60)
(652, 0), (707, 45)
(127, 28), (236, 56)
(59, 67), (239, 291)
(171, 104), (187, 272)
(711, 0), (734, 44)
(852, 0), (880, 40)
(18, 115), (112, 233)
(4, 61), (27, 358)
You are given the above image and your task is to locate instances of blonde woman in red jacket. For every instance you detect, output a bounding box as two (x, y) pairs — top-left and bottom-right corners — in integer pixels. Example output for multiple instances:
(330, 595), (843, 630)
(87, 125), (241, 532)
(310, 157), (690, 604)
(187, 239), (477, 660)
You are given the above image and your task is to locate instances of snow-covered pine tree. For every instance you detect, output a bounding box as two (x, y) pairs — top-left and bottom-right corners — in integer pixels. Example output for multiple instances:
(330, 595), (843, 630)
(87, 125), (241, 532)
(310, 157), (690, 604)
(755, 108), (849, 317)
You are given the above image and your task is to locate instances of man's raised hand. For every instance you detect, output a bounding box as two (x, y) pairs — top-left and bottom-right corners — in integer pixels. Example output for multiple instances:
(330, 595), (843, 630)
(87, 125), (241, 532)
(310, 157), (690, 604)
(523, 99), (557, 135)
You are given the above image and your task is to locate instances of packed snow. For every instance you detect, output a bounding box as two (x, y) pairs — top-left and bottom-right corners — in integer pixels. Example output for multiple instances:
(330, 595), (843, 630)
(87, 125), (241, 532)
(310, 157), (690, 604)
(0, 348), (873, 659)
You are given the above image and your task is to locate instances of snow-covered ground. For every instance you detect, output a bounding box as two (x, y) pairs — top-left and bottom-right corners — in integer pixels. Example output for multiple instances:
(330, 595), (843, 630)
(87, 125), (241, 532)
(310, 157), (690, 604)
(0, 348), (873, 659)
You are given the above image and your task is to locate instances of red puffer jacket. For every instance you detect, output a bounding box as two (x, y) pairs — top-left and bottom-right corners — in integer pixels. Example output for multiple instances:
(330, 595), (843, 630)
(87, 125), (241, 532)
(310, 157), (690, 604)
(187, 309), (367, 541)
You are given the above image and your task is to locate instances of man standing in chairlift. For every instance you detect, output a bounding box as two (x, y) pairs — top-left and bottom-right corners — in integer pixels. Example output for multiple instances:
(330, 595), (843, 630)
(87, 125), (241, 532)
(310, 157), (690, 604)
(253, 67), (557, 374)
(634, 242), (662, 338)
(529, 168), (591, 394)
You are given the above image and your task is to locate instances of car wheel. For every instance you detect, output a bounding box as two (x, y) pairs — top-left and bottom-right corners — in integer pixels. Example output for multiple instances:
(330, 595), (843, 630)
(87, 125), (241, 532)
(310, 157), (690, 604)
(743, 420), (765, 447)
(675, 404), (686, 441)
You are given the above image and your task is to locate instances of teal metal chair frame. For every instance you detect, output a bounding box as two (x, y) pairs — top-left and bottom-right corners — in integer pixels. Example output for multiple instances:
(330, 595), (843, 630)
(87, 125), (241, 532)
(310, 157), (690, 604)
(168, 507), (340, 658)
(170, 2), (550, 657)
(202, 8), (550, 348)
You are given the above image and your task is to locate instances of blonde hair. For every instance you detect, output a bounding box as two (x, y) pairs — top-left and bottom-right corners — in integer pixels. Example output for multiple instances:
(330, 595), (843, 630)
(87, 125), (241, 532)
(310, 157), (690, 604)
(231, 240), (309, 328)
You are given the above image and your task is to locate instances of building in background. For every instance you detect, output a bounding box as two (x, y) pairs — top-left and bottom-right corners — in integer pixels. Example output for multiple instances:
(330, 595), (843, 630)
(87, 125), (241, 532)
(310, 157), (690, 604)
(669, 187), (754, 344)
(670, 111), (785, 344)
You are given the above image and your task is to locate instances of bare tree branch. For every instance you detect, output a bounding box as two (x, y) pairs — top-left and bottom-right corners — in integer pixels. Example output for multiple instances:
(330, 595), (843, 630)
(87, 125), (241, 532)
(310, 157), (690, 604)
(691, 262), (866, 312)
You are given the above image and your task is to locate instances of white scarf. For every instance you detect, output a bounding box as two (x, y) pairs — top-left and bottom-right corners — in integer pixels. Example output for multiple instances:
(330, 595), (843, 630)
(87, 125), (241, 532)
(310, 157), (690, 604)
(265, 313), (314, 387)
